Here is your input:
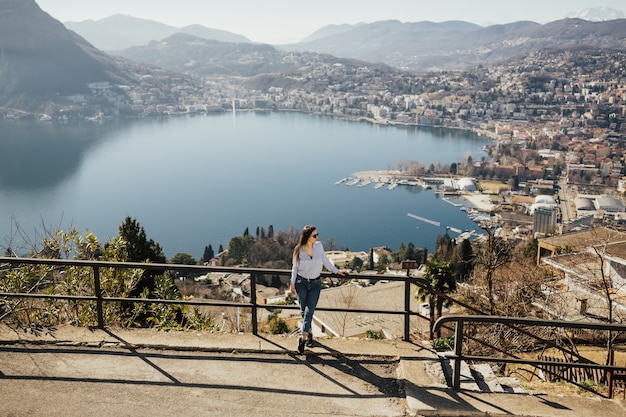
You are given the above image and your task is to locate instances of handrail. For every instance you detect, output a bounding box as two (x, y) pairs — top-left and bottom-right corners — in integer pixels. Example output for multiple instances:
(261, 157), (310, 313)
(0, 256), (424, 340)
(434, 315), (626, 397)
(5, 256), (625, 397)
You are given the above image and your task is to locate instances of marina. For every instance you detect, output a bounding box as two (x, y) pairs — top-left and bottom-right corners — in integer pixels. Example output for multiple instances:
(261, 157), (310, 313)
(333, 169), (497, 243)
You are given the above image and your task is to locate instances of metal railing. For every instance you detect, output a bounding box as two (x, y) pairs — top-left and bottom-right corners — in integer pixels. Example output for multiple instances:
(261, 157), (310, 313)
(4, 256), (626, 397)
(434, 315), (626, 397)
(0, 257), (424, 340)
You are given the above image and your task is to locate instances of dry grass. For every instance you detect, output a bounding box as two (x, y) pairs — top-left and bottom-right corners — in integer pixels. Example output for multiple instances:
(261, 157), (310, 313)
(509, 345), (626, 398)
(477, 180), (508, 193)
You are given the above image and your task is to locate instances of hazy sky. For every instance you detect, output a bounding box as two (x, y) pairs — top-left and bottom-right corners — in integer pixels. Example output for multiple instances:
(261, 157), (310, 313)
(35, 0), (626, 44)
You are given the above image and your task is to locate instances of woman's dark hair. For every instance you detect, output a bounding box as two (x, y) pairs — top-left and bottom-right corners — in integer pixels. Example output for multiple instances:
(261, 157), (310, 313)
(292, 225), (316, 266)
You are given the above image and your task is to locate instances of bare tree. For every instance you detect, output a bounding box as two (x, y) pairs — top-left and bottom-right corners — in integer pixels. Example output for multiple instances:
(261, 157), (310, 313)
(472, 223), (511, 314)
(541, 226), (626, 365)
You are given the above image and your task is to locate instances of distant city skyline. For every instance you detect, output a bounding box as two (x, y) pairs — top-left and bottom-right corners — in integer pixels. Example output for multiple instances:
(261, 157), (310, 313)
(36, 0), (626, 44)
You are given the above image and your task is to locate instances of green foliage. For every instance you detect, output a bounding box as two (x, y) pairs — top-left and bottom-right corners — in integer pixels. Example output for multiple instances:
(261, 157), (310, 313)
(0, 221), (217, 332)
(267, 309), (290, 334)
(117, 216), (166, 263)
(350, 256), (364, 271)
(202, 245), (214, 262)
(170, 253), (196, 265)
(276, 295), (297, 305)
(365, 329), (384, 339)
(221, 228), (296, 274)
(395, 242), (424, 264)
(376, 253), (390, 272)
(417, 260), (456, 338)
(433, 233), (455, 261)
(432, 337), (454, 351)
(225, 235), (255, 265)
(453, 238), (474, 282)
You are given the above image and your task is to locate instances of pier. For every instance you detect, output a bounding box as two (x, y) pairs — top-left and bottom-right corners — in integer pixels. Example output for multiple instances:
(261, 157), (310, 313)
(407, 213), (441, 227)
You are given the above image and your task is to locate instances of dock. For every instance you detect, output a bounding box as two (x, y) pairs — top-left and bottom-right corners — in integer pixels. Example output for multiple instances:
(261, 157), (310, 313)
(407, 213), (441, 227)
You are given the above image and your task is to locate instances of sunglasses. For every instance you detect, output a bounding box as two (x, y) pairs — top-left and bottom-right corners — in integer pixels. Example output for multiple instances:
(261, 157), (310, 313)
(311, 233), (318, 238)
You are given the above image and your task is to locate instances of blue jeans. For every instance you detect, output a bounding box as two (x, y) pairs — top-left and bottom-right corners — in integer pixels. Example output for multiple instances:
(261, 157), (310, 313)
(295, 275), (322, 335)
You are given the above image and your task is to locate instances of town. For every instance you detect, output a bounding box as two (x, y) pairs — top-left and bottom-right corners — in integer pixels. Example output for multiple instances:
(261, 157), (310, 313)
(4, 45), (626, 243)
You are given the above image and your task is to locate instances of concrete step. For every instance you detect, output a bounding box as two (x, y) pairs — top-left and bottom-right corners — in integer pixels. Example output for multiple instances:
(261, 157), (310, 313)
(439, 351), (526, 394)
(439, 352), (481, 391)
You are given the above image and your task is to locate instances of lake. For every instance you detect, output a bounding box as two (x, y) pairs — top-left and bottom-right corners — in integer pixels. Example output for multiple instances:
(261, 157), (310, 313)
(0, 112), (489, 259)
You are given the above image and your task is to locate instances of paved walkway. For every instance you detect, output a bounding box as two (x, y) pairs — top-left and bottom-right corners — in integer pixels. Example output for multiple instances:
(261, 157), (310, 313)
(1, 324), (625, 417)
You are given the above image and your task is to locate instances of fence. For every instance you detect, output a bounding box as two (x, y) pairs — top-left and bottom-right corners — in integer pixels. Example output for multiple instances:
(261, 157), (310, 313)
(3, 256), (626, 397)
(434, 315), (626, 398)
(0, 256), (424, 340)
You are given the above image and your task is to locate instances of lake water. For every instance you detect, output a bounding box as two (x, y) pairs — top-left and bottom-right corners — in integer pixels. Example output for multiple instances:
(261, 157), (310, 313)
(0, 112), (489, 259)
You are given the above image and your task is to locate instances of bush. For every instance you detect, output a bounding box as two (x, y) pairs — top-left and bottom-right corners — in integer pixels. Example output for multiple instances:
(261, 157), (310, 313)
(366, 329), (384, 339)
(268, 316), (290, 334)
(432, 337), (454, 351)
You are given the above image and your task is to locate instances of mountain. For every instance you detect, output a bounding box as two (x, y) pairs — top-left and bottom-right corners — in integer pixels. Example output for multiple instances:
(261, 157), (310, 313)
(111, 17), (626, 75)
(112, 32), (395, 84)
(113, 33), (287, 77)
(567, 7), (625, 21)
(300, 23), (367, 43)
(0, 0), (127, 108)
(277, 18), (626, 71)
(0, 0), (206, 115)
(64, 14), (251, 51)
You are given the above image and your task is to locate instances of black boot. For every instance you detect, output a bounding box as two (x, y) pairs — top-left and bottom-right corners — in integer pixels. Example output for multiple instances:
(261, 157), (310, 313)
(306, 332), (313, 347)
(297, 337), (305, 354)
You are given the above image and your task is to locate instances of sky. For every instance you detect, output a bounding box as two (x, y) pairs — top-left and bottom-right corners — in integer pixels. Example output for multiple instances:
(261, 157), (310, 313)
(35, 0), (626, 44)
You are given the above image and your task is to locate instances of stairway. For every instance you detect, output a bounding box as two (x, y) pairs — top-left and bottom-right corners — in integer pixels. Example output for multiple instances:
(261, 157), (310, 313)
(439, 351), (527, 393)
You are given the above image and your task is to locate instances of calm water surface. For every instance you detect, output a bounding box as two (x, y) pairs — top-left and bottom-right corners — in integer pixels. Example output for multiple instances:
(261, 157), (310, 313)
(0, 112), (489, 258)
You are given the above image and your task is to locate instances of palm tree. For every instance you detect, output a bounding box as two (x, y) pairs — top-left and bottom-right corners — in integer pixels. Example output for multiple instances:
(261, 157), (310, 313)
(417, 260), (456, 339)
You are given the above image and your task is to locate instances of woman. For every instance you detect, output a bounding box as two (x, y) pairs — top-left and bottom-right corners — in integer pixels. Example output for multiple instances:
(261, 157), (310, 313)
(290, 225), (346, 353)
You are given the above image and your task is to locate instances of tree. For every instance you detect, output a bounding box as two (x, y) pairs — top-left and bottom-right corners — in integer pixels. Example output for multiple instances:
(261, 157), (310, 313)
(202, 245), (214, 262)
(473, 224), (511, 314)
(116, 217), (173, 323)
(565, 227), (626, 365)
(225, 235), (254, 265)
(433, 232), (454, 261)
(117, 216), (166, 264)
(350, 256), (364, 271)
(376, 253), (390, 272)
(454, 238), (474, 282)
(170, 253), (196, 265)
(417, 260), (456, 339)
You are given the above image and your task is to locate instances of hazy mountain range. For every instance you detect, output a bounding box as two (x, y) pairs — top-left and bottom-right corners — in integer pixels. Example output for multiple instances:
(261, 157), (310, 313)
(566, 6), (625, 21)
(61, 7), (626, 74)
(1, 0), (625, 113)
(108, 16), (626, 75)
(64, 14), (251, 52)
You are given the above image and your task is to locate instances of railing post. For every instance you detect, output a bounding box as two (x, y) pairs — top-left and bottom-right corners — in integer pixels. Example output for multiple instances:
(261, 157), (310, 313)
(452, 318), (463, 390)
(401, 261), (416, 342)
(250, 273), (258, 336)
(92, 266), (104, 329)
(404, 277), (411, 341)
